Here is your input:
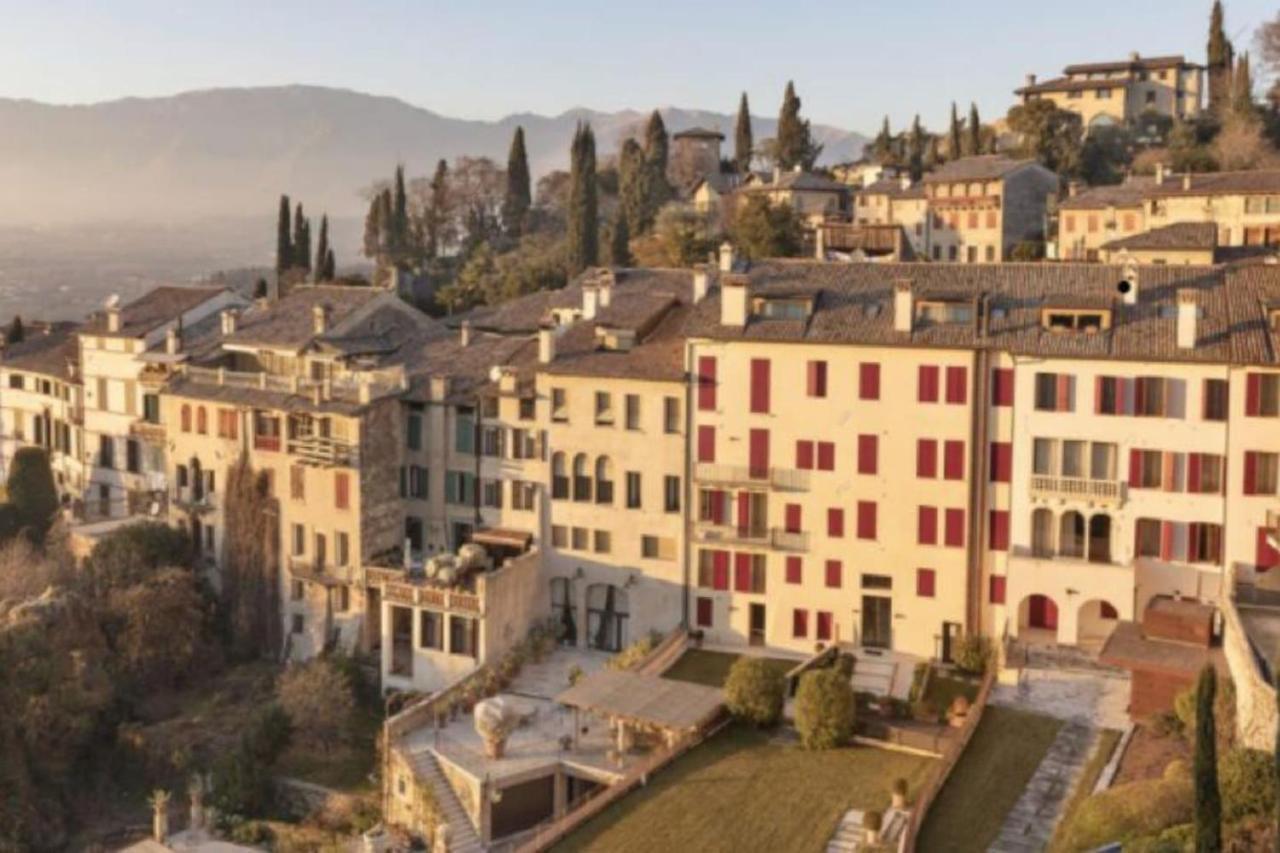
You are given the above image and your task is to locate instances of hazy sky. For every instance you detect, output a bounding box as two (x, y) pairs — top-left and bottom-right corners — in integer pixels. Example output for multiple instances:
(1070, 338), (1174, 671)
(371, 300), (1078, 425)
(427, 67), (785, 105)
(1, 0), (1275, 132)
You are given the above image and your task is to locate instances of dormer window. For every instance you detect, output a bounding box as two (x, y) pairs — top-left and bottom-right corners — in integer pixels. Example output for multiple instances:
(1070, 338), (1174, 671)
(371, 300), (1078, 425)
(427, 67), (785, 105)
(915, 300), (973, 326)
(752, 297), (810, 321)
(1041, 308), (1111, 333)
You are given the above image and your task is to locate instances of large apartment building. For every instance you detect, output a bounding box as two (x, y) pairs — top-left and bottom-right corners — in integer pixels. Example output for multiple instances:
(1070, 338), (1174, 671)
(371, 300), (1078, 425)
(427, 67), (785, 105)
(0, 323), (85, 500)
(1016, 53), (1204, 129)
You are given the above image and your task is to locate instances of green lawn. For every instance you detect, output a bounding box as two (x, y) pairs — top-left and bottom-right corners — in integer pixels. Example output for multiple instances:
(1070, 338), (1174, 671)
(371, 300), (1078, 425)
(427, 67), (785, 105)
(916, 706), (1063, 853)
(661, 649), (797, 688)
(554, 725), (934, 853)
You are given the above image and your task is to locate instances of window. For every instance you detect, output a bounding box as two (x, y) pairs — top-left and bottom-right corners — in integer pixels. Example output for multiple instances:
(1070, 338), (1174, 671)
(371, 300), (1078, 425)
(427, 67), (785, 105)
(6, 373), (22, 390)
(419, 611), (444, 650)
(292, 523), (305, 556)
(446, 470), (474, 505)
(828, 508), (844, 538)
(856, 501), (877, 540)
(291, 614), (304, 635)
(785, 556), (802, 584)
(816, 441), (835, 471)
(626, 471), (642, 508)
(697, 425), (716, 463)
(989, 510), (1010, 551)
(807, 361), (828, 397)
(335, 472), (349, 509)
(406, 411), (423, 450)
(454, 409), (475, 453)
(734, 553), (766, 593)
(696, 597), (713, 628)
(859, 363), (881, 400)
(945, 508), (965, 547)
(571, 527), (589, 550)
(857, 434), (878, 475)
(697, 357), (717, 411)
(989, 576), (1006, 604)
(991, 442), (1012, 482)
(1203, 379), (1228, 421)
(1034, 373), (1073, 412)
(594, 457), (614, 504)
(664, 475), (681, 512)
(916, 568), (936, 598)
(593, 530), (611, 554)
(482, 479), (503, 509)
(796, 440), (814, 470)
(336, 531), (349, 567)
(594, 391), (613, 425)
(449, 615), (477, 658)
(1245, 452), (1280, 495)
(511, 480), (536, 511)
(551, 388), (568, 422)
(945, 366), (967, 404)
(1043, 309), (1110, 332)
(918, 365), (940, 403)
(792, 609), (809, 638)
(1190, 454), (1224, 495)
(943, 440), (964, 480)
(917, 301), (973, 326)
(1246, 374), (1280, 417)
(785, 503), (802, 534)
(181, 404), (192, 432)
(816, 612), (833, 641)
(749, 359), (771, 413)
(519, 396), (536, 421)
(862, 574), (892, 590)
(625, 394), (640, 430)
(125, 439), (140, 474)
(640, 535), (667, 559)
(918, 506), (938, 545)
(664, 397), (681, 433)
(216, 407), (237, 438)
(992, 368), (1014, 406)
(917, 439), (937, 478)
(551, 525), (568, 548)
(825, 560), (842, 588)
(291, 580), (304, 601)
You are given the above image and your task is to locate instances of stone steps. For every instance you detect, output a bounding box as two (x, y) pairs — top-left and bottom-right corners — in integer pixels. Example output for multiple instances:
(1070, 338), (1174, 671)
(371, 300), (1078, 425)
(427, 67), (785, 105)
(411, 750), (484, 853)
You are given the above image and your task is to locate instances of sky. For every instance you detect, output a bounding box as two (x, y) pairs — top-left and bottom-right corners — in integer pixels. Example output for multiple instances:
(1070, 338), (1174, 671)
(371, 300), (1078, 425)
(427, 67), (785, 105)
(0, 0), (1276, 134)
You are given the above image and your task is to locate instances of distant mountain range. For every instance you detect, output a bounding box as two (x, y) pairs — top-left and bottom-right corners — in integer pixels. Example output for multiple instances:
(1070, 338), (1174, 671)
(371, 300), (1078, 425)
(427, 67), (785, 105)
(0, 85), (869, 225)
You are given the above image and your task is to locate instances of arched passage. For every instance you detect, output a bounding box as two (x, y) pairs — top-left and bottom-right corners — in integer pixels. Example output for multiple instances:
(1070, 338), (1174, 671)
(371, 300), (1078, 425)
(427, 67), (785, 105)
(1019, 593), (1059, 633)
(1078, 598), (1119, 645)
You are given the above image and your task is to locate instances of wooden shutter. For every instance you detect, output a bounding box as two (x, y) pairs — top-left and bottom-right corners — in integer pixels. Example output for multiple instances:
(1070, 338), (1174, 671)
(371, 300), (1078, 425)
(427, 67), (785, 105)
(712, 551), (730, 590)
(858, 434), (878, 475)
(1244, 451), (1259, 495)
(1129, 449), (1143, 488)
(991, 442), (1012, 483)
(918, 505), (937, 545)
(918, 365), (939, 402)
(825, 560), (842, 588)
(737, 491), (751, 535)
(807, 361), (827, 397)
(710, 490), (726, 525)
(1257, 527), (1280, 571)
(1246, 373), (1262, 416)
(945, 508), (965, 547)
(750, 358), (771, 413)
(785, 503), (802, 534)
(990, 510), (1010, 551)
(748, 428), (769, 477)
(917, 438), (937, 478)
(696, 597), (713, 627)
(697, 356), (717, 411)
(992, 368), (1014, 406)
(989, 576), (1006, 604)
(944, 440), (965, 480)
(734, 553), (752, 592)
(859, 363), (880, 400)
(697, 425), (716, 463)
(795, 440), (814, 470)
(817, 441), (835, 471)
(335, 472), (350, 509)
(945, 366), (967, 404)
(1055, 374), (1072, 412)
(916, 568), (936, 597)
(785, 556), (802, 584)
(1187, 453), (1202, 493)
(793, 609), (808, 638)
(828, 508), (844, 538)
(857, 501), (877, 540)
(1094, 376), (1105, 414)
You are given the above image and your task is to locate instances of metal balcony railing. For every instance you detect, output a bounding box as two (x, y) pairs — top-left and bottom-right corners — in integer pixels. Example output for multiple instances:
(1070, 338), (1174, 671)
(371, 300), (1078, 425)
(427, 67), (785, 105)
(1029, 474), (1123, 504)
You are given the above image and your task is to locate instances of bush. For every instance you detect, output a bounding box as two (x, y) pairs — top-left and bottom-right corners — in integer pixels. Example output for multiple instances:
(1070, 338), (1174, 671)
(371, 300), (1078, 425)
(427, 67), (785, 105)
(245, 704), (293, 765)
(954, 635), (992, 676)
(85, 522), (193, 592)
(835, 653), (856, 679)
(1052, 767), (1192, 852)
(277, 659), (357, 752)
(1172, 676), (1235, 744)
(1219, 747), (1275, 821)
(724, 657), (787, 727)
(6, 448), (58, 543)
(210, 741), (273, 824)
(1010, 240), (1045, 262)
(794, 669), (855, 750)
(108, 567), (212, 690)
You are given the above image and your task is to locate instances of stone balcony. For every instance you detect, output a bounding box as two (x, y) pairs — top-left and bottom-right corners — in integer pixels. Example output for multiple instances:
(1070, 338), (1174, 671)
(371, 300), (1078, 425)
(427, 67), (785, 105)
(1029, 474), (1124, 506)
(694, 463), (810, 493)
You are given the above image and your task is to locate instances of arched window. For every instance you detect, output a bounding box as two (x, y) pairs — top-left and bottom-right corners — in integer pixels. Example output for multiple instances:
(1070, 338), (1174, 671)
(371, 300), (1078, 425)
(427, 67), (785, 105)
(594, 456), (614, 504)
(550, 452), (568, 500)
(1059, 511), (1085, 559)
(196, 406), (208, 435)
(1031, 508), (1054, 557)
(1088, 514), (1112, 564)
(550, 577), (577, 646)
(181, 404), (192, 432)
(572, 453), (591, 502)
(586, 583), (629, 652)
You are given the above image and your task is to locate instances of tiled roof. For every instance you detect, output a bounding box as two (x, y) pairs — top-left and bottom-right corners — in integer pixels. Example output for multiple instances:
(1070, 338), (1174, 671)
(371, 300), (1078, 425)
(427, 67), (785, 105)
(1063, 54), (1193, 75)
(681, 260), (1280, 366)
(1146, 169), (1280, 198)
(1016, 76), (1122, 95)
(0, 323), (81, 382)
(82, 285), (229, 338)
(856, 178), (926, 199)
(743, 171), (848, 193)
(405, 330), (537, 402)
(1059, 177), (1155, 209)
(1102, 222), (1217, 251)
(673, 126), (725, 140)
(922, 155), (1038, 183)
(224, 285), (435, 353)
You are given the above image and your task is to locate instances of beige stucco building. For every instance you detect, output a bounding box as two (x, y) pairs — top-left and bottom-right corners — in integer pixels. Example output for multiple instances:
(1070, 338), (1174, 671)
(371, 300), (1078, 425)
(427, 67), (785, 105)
(1016, 53), (1204, 130)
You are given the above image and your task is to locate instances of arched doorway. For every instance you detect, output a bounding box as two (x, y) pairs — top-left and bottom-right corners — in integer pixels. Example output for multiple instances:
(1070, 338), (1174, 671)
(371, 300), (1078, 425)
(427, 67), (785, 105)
(586, 583), (629, 652)
(1022, 594), (1059, 631)
(1059, 511), (1085, 559)
(1078, 599), (1119, 646)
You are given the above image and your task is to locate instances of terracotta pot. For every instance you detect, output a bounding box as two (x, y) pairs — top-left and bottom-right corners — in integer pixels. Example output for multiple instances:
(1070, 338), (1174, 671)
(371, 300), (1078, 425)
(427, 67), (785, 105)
(892, 792), (906, 809)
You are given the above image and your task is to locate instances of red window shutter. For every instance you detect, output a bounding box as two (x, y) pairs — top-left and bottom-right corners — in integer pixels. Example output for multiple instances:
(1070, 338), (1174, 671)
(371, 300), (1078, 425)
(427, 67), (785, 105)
(807, 361), (828, 397)
(796, 440), (814, 470)
(1244, 451), (1259, 495)
(1187, 453), (1202, 493)
(828, 508), (844, 538)
(989, 510), (1009, 551)
(748, 428), (770, 477)
(1128, 449), (1143, 488)
(1134, 377), (1147, 415)
(856, 501), (877, 540)
(991, 442), (1012, 483)
(1246, 373), (1261, 416)
(736, 491), (751, 535)
(1118, 378), (1129, 414)
(697, 356), (717, 411)
(917, 439), (937, 478)
(989, 575), (1006, 604)
(697, 425), (716, 462)
(785, 556), (802, 584)
(750, 358), (771, 413)
(918, 506), (937, 545)
(992, 368), (1014, 406)
(710, 490), (726, 525)
(916, 568), (936, 598)
(712, 551), (730, 590)
(1094, 376), (1105, 414)
(918, 365), (940, 402)
(1257, 527), (1280, 571)
(785, 503), (802, 534)
(859, 363), (881, 400)
(945, 366), (967, 404)
(734, 553), (752, 592)
(945, 508), (965, 547)
(817, 441), (835, 471)
(1160, 522), (1174, 561)
(335, 472), (350, 510)
(1188, 523), (1201, 563)
(793, 609), (809, 638)
(1055, 375), (1072, 412)
(825, 560), (842, 588)
(944, 440), (965, 480)
(858, 434), (878, 475)
(696, 597), (713, 627)
(816, 612), (833, 641)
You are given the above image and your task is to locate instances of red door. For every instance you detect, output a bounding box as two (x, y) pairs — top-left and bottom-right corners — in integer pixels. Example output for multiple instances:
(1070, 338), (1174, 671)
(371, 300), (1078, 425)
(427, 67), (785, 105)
(1028, 595), (1059, 630)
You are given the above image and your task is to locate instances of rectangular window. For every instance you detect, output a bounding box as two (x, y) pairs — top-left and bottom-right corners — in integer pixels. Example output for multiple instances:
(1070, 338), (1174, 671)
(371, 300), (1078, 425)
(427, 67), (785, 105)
(748, 429), (769, 478)
(856, 501), (876, 540)
(807, 361), (828, 398)
(551, 388), (568, 422)
(989, 575), (1006, 604)
(1203, 379), (1228, 421)
(992, 368), (1014, 406)
(750, 359), (771, 413)
(989, 510), (1010, 551)
(785, 556), (802, 584)
(1034, 372), (1073, 412)
(449, 615), (477, 658)
(825, 560), (842, 588)
(664, 475), (681, 512)
(1246, 451), (1280, 495)
(406, 412), (423, 450)
(290, 465), (305, 501)
(292, 523), (305, 556)
(594, 391), (613, 426)
(917, 439), (937, 478)
(593, 530), (611, 554)
(816, 612), (833, 641)
(945, 508), (965, 547)
(859, 363), (881, 400)
(664, 396), (681, 433)
(626, 471), (642, 508)
(816, 441), (835, 471)
(795, 440), (814, 470)
(336, 532), (349, 567)
(916, 568), (936, 598)
(419, 611), (444, 650)
(625, 394), (641, 430)
(857, 434), (878, 475)
(792, 608), (809, 639)
(943, 440), (965, 480)
(697, 356), (717, 411)
(551, 525), (567, 548)
(918, 505), (937, 545)
(945, 366), (967, 404)
(571, 527), (589, 550)
(918, 365), (940, 403)
(697, 425), (716, 463)
(785, 503), (802, 534)
(696, 597), (713, 628)
(827, 508), (844, 538)
(1246, 373), (1280, 417)
(335, 472), (350, 510)
(454, 409), (475, 454)
(991, 442), (1012, 483)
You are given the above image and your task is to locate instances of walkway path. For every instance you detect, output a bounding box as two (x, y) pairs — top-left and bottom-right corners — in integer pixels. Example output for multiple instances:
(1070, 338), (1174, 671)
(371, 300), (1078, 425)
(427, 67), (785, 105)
(988, 722), (1098, 853)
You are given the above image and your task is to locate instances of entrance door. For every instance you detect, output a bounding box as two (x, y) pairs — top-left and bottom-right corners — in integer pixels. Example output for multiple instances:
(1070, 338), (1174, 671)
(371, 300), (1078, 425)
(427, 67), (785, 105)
(861, 596), (892, 649)
(941, 622), (962, 663)
(1028, 595), (1059, 630)
(748, 603), (766, 646)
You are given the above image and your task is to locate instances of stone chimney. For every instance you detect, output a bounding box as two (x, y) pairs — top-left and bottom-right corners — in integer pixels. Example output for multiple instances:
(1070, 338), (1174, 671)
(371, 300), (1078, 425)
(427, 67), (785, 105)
(459, 320), (472, 347)
(1177, 289), (1198, 349)
(1067, 181), (1080, 198)
(814, 225), (826, 260)
(220, 308), (238, 336)
(582, 284), (599, 321)
(538, 326), (556, 363)
(106, 305), (122, 333)
(1154, 162), (1166, 185)
(1122, 261), (1139, 305)
(1182, 173), (1192, 191)
(312, 304), (330, 335)
(692, 265), (711, 304)
(721, 273), (750, 327)
(1025, 73), (1037, 88)
(165, 326), (182, 355)
(718, 241), (736, 273)
(598, 272), (614, 308)
(894, 279), (914, 333)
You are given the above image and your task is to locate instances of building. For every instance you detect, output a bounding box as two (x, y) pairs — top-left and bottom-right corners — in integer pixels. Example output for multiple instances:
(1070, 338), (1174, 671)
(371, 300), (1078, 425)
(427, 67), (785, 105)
(922, 155), (1059, 262)
(1058, 166), (1280, 261)
(1098, 222), (1220, 265)
(0, 323), (85, 499)
(669, 126), (725, 192)
(1015, 52), (1204, 129)
(738, 168), (851, 224)
(851, 175), (931, 258)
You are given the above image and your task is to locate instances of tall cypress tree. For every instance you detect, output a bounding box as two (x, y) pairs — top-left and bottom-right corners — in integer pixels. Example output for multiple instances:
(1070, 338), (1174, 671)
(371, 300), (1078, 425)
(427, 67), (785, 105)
(314, 215), (329, 282)
(618, 138), (646, 237)
(425, 159), (449, 260)
(567, 122), (599, 274)
(504, 126), (532, 238)
(323, 249), (336, 281)
(775, 81), (821, 170)
(1232, 52), (1255, 115)
(1208, 0), (1235, 113)
(6, 315), (24, 345)
(392, 164), (409, 258)
(293, 203), (311, 272)
(948, 102), (962, 161)
(967, 103), (982, 157)
(275, 195), (292, 275)
(640, 110), (672, 229)
(734, 92), (754, 173)
(908, 115), (926, 182)
(1194, 665), (1222, 853)
(872, 116), (893, 163)
(609, 213), (632, 267)
(362, 194), (382, 259)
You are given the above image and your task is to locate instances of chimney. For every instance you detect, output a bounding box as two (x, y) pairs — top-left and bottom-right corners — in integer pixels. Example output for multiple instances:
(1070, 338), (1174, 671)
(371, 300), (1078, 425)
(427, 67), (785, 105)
(1129, 51), (1140, 63)
(893, 279), (914, 332)
(312, 304), (329, 335)
(1025, 73), (1037, 88)
(220, 309), (238, 336)
(459, 320), (472, 347)
(106, 306), (121, 333)
(1182, 173), (1192, 191)
(1177, 289), (1198, 349)
(165, 326), (182, 355)
(582, 284), (599, 321)
(598, 272), (614, 308)
(692, 265), (711, 304)
(1154, 162), (1166, 185)
(718, 241), (736, 273)
(900, 174), (912, 191)
(814, 225), (826, 260)
(720, 273), (750, 327)
(1067, 181), (1080, 198)
(538, 326), (556, 363)
(1122, 262), (1139, 305)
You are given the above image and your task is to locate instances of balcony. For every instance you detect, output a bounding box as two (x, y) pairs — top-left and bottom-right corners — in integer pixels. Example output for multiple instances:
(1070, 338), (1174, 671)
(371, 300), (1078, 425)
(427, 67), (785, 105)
(694, 523), (810, 552)
(130, 417), (166, 443)
(289, 558), (356, 587)
(171, 487), (214, 515)
(1029, 474), (1123, 506)
(287, 433), (359, 468)
(694, 463), (810, 492)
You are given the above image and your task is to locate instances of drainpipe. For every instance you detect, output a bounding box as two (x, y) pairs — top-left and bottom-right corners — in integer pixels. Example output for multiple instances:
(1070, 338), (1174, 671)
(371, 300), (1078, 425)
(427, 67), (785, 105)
(966, 345), (993, 638)
(680, 341), (697, 633)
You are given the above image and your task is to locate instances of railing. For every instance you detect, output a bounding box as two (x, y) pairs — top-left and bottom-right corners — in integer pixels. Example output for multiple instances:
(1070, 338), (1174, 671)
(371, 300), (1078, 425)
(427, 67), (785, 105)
(694, 463), (810, 492)
(129, 418), (166, 442)
(178, 364), (406, 405)
(1029, 474), (1123, 504)
(287, 433), (358, 467)
(693, 524), (810, 552)
(171, 487), (214, 513)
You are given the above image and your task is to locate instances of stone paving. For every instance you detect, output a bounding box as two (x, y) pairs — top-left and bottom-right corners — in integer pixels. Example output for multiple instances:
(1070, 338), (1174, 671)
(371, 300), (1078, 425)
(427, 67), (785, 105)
(991, 666), (1130, 729)
(988, 722), (1098, 853)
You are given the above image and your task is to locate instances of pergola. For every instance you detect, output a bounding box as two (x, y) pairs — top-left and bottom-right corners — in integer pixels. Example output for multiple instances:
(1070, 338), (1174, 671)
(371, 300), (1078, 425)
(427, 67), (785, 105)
(556, 669), (724, 753)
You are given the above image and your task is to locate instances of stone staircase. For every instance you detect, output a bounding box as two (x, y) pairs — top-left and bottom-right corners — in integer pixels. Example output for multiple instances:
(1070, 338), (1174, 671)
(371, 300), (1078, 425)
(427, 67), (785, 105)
(825, 806), (909, 853)
(409, 750), (484, 853)
(851, 655), (897, 697)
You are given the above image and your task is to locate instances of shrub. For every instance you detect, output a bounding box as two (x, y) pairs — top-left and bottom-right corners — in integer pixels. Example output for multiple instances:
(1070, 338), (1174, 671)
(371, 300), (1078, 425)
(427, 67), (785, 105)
(954, 635), (992, 676)
(210, 740), (274, 823)
(85, 521), (193, 592)
(1010, 240), (1045, 261)
(108, 567), (212, 691)
(245, 704), (293, 765)
(277, 659), (356, 752)
(5, 448), (58, 543)
(606, 631), (662, 671)
(1219, 747), (1275, 821)
(724, 657), (787, 727)
(794, 669), (855, 750)
(1172, 675), (1235, 745)
(1052, 770), (1192, 852)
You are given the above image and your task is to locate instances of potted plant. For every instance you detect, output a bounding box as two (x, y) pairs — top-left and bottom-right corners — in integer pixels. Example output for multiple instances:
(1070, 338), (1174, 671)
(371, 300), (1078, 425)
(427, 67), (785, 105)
(947, 695), (971, 728)
(891, 778), (908, 809)
(863, 810), (883, 845)
(567, 664), (584, 686)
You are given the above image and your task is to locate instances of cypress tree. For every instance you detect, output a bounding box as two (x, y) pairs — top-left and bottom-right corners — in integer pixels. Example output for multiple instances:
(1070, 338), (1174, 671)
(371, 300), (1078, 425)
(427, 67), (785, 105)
(293, 204), (311, 272)
(1208, 0), (1235, 113)
(734, 92), (754, 173)
(504, 126), (532, 237)
(6, 315), (24, 345)
(275, 195), (292, 275)
(640, 110), (672, 228)
(775, 81), (821, 170)
(967, 103), (982, 157)
(393, 164), (409, 256)
(362, 194), (382, 259)
(618, 138), (646, 236)
(1194, 664), (1222, 852)
(1232, 52), (1255, 115)
(908, 115), (926, 182)
(377, 190), (393, 257)
(425, 160), (449, 260)
(314, 215), (329, 282)
(6, 447), (58, 543)
(609, 213), (632, 267)
(948, 102), (962, 160)
(872, 116), (893, 163)
(567, 122), (599, 274)
(324, 249), (336, 281)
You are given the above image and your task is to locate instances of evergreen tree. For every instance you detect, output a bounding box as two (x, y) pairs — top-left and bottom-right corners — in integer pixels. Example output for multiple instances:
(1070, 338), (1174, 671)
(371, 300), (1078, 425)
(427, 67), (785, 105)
(967, 103), (982, 156)
(503, 126), (532, 237)
(608, 213), (632, 267)
(1208, 0), (1235, 113)
(425, 160), (449, 260)
(925, 136), (941, 169)
(775, 81), (822, 170)
(6, 315), (24, 345)
(948, 102), (962, 160)
(253, 278), (267, 299)
(392, 164), (409, 256)
(292, 204), (311, 272)
(376, 189), (393, 257)
(618, 138), (647, 236)
(314, 215), (329, 282)
(1232, 52), (1255, 116)
(734, 92), (754, 173)
(567, 122), (599, 274)
(872, 116), (893, 163)
(638, 110), (672, 230)
(1194, 665), (1222, 852)
(362, 194), (382, 259)
(6, 447), (58, 543)
(908, 115), (926, 182)
(275, 195), (292, 275)
(323, 249), (336, 281)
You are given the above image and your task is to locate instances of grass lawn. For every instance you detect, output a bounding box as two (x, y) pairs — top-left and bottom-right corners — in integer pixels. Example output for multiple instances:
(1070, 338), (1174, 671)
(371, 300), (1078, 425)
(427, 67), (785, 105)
(922, 672), (980, 712)
(916, 706), (1063, 853)
(554, 724), (934, 853)
(661, 649), (797, 688)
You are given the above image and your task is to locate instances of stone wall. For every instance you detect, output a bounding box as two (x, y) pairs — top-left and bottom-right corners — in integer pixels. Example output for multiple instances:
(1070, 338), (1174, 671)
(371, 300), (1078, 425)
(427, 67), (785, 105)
(1221, 596), (1278, 752)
